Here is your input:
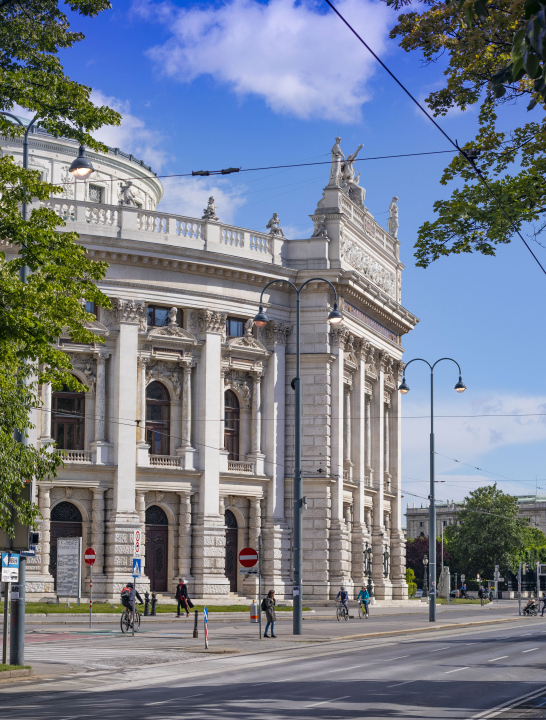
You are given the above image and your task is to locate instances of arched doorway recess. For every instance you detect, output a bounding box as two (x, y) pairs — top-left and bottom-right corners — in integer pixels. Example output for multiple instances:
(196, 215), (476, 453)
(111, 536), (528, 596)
(225, 509), (238, 593)
(145, 505), (168, 592)
(50, 501), (83, 587)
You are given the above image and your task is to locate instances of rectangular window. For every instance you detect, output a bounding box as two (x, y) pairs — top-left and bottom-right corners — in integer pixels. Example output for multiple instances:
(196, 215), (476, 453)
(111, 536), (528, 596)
(88, 184), (103, 203)
(226, 317), (244, 337)
(147, 306), (183, 327)
(84, 301), (96, 316)
(419, 522), (423, 527)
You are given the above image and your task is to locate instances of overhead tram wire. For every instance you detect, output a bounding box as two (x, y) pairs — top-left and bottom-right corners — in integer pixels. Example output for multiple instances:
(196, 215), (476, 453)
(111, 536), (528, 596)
(323, 0), (546, 276)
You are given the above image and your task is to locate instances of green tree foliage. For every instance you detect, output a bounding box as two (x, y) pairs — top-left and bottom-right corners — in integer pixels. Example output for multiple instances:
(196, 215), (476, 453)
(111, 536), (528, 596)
(383, 0), (546, 266)
(445, 484), (527, 577)
(405, 568), (418, 596)
(0, 0), (121, 534)
(521, 525), (546, 564)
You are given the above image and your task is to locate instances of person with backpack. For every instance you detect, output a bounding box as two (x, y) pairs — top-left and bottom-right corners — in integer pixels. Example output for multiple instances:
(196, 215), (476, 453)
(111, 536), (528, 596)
(478, 586), (486, 606)
(120, 582), (143, 626)
(175, 578), (194, 617)
(263, 590), (276, 638)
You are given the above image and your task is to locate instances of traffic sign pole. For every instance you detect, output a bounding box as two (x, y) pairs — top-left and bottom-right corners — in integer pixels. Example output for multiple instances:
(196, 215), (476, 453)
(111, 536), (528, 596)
(89, 565), (93, 629)
(258, 535), (262, 640)
(2, 581), (9, 664)
(10, 557), (25, 666)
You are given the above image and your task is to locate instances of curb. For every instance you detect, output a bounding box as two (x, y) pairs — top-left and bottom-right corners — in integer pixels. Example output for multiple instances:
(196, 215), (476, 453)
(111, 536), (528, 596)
(0, 668), (33, 681)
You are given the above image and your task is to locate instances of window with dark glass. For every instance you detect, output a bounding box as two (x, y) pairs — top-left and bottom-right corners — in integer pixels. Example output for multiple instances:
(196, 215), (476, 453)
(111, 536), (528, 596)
(226, 317), (244, 338)
(84, 301), (96, 315)
(224, 390), (240, 460)
(88, 184), (103, 203)
(147, 306), (182, 327)
(52, 382), (85, 450)
(146, 381), (170, 455)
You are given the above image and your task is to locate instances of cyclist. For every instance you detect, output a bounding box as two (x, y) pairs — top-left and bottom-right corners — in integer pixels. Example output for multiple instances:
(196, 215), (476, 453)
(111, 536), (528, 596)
(357, 586), (370, 616)
(121, 582), (143, 626)
(336, 585), (349, 616)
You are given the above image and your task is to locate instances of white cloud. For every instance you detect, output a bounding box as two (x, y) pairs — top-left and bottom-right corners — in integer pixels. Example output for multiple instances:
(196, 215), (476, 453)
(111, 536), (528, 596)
(158, 176), (247, 225)
(90, 90), (169, 172)
(134, 0), (394, 123)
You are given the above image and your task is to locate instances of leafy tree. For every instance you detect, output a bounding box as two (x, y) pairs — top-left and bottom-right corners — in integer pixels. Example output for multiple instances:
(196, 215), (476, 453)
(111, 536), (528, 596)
(444, 484), (527, 577)
(520, 525), (546, 565)
(405, 567), (417, 596)
(0, 0), (121, 534)
(383, 0), (546, 266)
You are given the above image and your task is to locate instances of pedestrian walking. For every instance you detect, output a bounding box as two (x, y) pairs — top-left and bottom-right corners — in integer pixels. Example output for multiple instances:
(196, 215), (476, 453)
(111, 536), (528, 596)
(263, 590), (276, 638)
(478, 585), (485, 606)
(541, 592), (546, 617)
(175, 578), (194, 617)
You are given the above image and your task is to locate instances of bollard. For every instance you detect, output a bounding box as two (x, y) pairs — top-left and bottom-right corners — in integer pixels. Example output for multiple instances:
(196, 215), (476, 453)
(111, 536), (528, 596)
(144, 591), (150, 616)
(193, 609), (199, 638)
(151, 591), (157, 616)
(250, 600), (259, 623)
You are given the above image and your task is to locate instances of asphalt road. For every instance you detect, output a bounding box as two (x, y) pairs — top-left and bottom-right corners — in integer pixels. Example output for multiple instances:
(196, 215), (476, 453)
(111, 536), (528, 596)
(1, 617), (546, 719)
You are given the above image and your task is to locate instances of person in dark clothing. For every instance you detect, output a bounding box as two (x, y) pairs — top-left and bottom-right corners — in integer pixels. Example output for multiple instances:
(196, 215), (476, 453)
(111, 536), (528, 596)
(175, 578), (193, 617)
(478, 586), (486, 606)
(264, 590), (276, 638)
(121, 582), (143, 625)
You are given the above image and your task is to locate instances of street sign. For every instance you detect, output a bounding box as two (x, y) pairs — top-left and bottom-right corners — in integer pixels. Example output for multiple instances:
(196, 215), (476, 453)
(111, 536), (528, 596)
(204, 606), (209, 649)
(1, 553), (19, 583)
(476, 574), (480, 581)
(204, 606), (208, 623)
(20, 548), (35, 558)
(84, 548), (96, 566)
(134, 530), (141, 557)
(239, 569), (258, 575)
(461, 574), (465, 582)
(132, 558), (141, 577)
(497, 577), (504, 582)
(239, 547), (258, 568)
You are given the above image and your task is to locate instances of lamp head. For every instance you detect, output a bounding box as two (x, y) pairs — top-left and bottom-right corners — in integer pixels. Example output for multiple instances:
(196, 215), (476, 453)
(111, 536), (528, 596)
(454, 376), (466, 393)
(253, 306), (269, 328)
(327, 302), (343, 325)
(398, 377), (410, 394)
(69, 145), (94, 179)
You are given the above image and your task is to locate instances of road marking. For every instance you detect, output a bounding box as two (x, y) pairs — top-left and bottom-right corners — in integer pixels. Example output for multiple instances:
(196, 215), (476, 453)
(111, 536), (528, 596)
(388, 680), (414, 688)
(445, 666), (469, 674)
(523, 648), (539, 652)
(145, 693), (202, 706)
(306, 695), (350, 708)
(345, 665), (363, 670)
(385, 655), (410, 661)
(488, 656), (508, 662)
(431, 646), (450, 652)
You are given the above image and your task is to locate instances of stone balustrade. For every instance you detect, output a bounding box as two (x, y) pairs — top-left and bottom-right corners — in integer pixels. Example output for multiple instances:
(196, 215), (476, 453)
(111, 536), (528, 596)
(227, 460), (255, 474)
(57, 449), (92, 463)
(41, 199), (281, 264)
(149, 454), (183, 469)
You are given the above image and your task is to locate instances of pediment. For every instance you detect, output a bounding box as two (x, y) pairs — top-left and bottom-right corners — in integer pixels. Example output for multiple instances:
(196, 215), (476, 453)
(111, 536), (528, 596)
(227, 335), (269, 355)
(147, 325), (198, 345)
(85, 320), (110, 337)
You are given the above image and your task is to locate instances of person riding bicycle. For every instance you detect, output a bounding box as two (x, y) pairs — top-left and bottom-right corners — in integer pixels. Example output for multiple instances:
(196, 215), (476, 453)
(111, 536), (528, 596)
(357, 586), (370, 613)
(121, 582), (143, 626)
(336, 585), (349, 615)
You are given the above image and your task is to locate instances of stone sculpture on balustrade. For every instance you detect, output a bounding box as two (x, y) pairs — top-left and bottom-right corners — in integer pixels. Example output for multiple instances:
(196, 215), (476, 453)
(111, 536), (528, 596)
(119, 180), (138, 206)
(388, 196), (399, 238)
(202, 196), (219, 221)
(266, 212), (284, 237)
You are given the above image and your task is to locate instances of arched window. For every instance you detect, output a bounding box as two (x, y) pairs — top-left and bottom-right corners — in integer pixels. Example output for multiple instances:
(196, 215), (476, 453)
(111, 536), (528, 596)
(146, 381), (170, 455)
(52, 380), (85, 450)
(224, 390), (240, 460)
(49, 501), (83, 581)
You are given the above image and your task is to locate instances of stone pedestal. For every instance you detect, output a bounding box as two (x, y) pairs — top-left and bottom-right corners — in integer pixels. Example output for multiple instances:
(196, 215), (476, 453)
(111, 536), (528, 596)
(192, 514), (230, 597)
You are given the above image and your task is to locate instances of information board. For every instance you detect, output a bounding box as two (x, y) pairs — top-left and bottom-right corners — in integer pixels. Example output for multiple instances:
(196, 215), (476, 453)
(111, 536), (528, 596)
(56, 537), (82, 601)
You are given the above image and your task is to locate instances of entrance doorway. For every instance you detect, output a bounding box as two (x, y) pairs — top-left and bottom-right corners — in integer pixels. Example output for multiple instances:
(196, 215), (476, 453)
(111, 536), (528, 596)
(145, 505), (168, 592)
(49, 501), (83, 589)
(225, 509), (238, 593)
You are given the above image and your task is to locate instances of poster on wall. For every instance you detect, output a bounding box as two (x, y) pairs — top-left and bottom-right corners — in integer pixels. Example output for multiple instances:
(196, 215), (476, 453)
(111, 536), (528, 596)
(57, 536), (82, 603)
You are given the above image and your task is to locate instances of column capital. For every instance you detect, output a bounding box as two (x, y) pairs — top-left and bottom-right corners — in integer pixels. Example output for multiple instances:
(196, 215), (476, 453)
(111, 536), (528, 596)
(196, 309), (227, 334)
(330, 324), (350, 348)
(115, 298), (147, 331)
(263, 321), (290, 347)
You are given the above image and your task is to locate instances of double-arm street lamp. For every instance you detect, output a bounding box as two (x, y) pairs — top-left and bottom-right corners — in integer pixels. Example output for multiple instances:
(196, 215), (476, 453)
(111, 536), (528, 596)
(254, 278), (342, 635)
(399, 358), (466, 622)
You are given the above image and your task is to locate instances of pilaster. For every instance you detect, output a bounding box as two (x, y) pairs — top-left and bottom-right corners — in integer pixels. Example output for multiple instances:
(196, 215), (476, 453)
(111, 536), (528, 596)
(90, 351), (111, 464)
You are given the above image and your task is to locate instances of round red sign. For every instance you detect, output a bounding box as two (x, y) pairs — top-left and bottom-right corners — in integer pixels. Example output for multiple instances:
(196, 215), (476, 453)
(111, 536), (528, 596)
(84, 548), (96, 566)
(238, 547), (258, 568)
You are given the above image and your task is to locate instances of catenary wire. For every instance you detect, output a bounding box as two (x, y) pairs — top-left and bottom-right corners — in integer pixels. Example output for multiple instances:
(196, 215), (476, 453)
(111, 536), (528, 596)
(323, 0), (546, 276)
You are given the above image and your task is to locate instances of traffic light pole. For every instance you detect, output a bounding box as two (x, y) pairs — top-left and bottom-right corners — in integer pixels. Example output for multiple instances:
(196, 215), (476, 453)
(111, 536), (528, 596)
(10, 558), (25, 665)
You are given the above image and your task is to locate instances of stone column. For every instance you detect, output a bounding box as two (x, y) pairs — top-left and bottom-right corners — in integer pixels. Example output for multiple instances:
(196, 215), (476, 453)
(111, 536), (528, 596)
(193, 310), (230, 597)
(384, 403), (391, 492)
(390, 361), (407, 599)
(328, 326), (352, 596)
(136, 355), (150, 466)
(39, 485), (51, 578)
(351, 341), (367, 593)
(178, 493), (193, 584)
(41, 383), (53, 442)
(106, 299), (146, 597)
(243, 497), (262, 595)
(370, 351), (392, 599)
(248, 372), (265, 474)
(344, 385), (351, 465)
(262, 321), (291, 594)
(177, 362), (197, 470)
(91, 352), (110, 464)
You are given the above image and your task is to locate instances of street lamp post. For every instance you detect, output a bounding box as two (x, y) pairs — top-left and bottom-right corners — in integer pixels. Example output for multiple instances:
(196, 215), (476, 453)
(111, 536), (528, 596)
(399, 358), (466, 622)
(364, 542), (374, 598)
(0, 111), (94, 666)
(254, 278), (342, 635)
(423, 555), (429, 596)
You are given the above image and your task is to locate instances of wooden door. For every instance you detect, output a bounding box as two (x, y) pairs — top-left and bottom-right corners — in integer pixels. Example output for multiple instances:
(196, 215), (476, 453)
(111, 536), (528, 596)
(225, 509), (238, 593)
(145, 525), (168, 592)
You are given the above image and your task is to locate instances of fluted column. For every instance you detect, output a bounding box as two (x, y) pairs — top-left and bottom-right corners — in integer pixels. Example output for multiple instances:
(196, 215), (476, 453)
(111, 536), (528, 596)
(138, 356), (148, 444)
(384, 404), (390, 491)
(344, 386), (351, 464)
(365, 395), (372, 473)
(181, 364), (192, 448)
(94, 354), (107, 441)
(251, 374), (262, 453)
(39, 486), (51, 576)
(91, 488), (106, 576)
(42, 383), (52, 441)
(178, 493), (193, 581)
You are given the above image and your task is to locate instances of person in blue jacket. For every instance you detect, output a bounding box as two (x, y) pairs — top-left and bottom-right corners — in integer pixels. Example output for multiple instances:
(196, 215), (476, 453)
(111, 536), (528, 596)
(357, 586), (370, 614)
(336, 585), (349, 614)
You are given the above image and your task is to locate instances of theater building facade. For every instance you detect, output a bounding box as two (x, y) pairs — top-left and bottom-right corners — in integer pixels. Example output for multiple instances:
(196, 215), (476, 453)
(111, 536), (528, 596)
(3, 125), (418, 600)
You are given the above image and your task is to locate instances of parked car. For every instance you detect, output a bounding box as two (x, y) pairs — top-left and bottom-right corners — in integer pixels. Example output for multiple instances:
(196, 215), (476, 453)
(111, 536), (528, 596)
(416, 589), (423, 598)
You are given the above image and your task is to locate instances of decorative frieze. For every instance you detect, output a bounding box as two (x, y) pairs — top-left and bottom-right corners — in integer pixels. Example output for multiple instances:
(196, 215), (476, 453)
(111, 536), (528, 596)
(64, 352), (97, 392)
(340, 233), (396, 298)
(146, 361), (182, 399)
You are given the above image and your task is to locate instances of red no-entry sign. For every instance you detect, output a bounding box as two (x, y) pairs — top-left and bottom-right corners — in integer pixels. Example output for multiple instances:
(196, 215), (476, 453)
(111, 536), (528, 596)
(239, 547), (258, 568)
(84, 548), (96, 566)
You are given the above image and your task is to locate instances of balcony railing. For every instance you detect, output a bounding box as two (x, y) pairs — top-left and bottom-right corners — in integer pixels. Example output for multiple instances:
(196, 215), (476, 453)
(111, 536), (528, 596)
(57, 449), (92, 463)
(149, 455), (183, 469)
(227, 460), (255, 474)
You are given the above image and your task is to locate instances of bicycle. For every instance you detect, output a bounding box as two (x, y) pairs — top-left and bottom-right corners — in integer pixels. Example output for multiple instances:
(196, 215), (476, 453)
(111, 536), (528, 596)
(358, 600), (369, 619)
(336, 602), (349, 621)
(120, 605), (142, 633)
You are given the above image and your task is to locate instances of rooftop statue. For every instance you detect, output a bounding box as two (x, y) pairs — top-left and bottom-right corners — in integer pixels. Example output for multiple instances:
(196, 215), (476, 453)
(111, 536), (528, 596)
(266, 212), (284, 237)
(327, 138), (366, 207)
(202, 196), (219, 221)
(119, 180), (137, 206)
(387, 196), (399, 238)
(328, 137), (345, 186)
(312, 214), (329, 239)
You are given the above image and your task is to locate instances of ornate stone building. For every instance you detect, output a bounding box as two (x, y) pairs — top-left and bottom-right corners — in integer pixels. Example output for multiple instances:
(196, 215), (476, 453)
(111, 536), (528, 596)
(3, 126), (418, 600)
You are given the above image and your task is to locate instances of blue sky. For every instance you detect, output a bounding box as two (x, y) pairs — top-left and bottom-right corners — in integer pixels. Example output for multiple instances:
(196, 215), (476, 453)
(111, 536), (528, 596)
(60, 0), (546, 515)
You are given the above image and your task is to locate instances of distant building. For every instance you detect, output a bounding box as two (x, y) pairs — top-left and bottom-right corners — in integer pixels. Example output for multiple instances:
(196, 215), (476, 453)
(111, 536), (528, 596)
(406, 495), (546, 539)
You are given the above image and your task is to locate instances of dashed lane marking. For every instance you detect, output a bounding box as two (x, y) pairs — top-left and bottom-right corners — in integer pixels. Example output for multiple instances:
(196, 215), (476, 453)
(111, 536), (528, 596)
(306, 695), (350, 708)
